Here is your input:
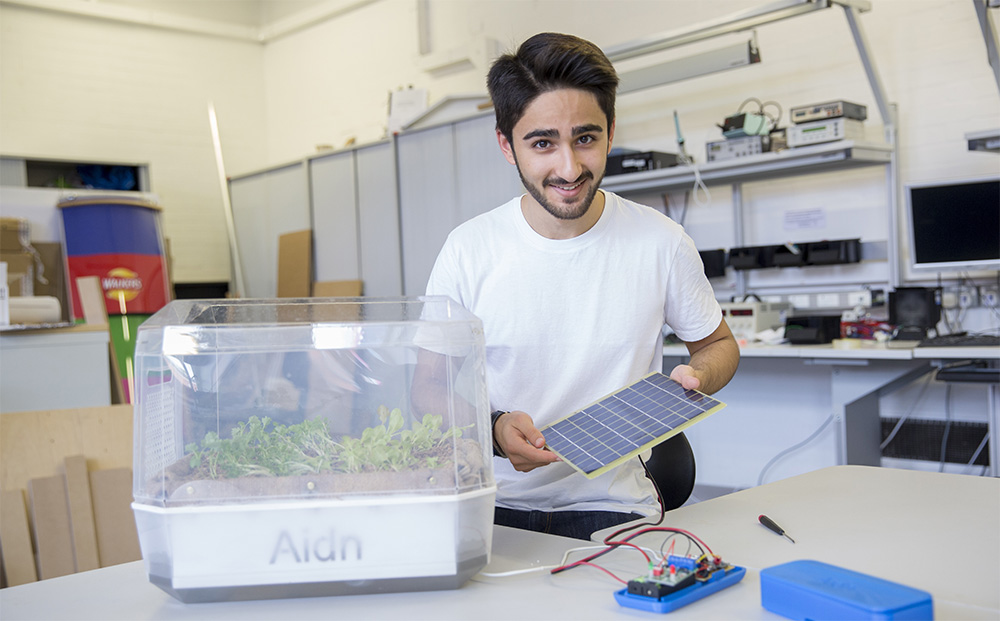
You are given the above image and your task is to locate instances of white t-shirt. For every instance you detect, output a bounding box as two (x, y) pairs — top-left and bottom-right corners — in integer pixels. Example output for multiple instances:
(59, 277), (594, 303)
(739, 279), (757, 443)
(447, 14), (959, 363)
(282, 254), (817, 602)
(425, 191), (722, 515)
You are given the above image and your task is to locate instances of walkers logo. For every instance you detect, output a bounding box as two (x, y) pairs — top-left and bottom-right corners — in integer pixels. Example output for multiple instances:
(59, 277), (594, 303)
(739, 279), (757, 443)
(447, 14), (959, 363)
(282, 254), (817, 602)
(65, 253), (168, 317)
(103, 267), (143, 302)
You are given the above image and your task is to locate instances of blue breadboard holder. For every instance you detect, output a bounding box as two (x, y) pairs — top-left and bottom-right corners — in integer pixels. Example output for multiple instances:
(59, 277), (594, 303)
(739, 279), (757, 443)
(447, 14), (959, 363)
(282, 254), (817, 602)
(614, 565), (746, 613)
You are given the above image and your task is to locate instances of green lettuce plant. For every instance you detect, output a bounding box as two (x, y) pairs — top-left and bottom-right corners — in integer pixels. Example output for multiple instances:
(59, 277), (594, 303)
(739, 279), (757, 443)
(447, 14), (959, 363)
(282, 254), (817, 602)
(184, 406), (467, 480)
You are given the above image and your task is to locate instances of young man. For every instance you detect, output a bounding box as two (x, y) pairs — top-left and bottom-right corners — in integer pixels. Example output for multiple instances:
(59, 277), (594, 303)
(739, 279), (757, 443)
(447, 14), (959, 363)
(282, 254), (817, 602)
(424, 32), (739, 540)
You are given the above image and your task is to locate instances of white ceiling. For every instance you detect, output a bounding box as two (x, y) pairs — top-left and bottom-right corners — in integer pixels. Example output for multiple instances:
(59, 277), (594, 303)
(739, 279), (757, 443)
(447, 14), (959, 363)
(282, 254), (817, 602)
(1, 0), (371, 42)
(87, 0), (329, 29)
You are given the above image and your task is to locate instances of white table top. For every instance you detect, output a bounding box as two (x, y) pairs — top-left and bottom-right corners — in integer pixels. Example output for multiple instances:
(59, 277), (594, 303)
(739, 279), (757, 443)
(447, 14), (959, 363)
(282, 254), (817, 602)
(665, 341), (1000, 360)
(2, 466), (997, 620)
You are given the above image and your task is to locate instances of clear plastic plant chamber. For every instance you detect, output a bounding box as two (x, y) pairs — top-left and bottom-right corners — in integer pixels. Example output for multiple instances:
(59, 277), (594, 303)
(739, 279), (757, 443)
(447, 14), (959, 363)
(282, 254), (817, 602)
(131, 297), (495, 602)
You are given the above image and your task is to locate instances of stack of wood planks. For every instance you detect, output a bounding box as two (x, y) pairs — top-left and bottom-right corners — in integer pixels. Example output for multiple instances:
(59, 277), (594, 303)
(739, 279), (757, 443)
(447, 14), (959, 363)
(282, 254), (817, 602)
(0, 405), (140, 587)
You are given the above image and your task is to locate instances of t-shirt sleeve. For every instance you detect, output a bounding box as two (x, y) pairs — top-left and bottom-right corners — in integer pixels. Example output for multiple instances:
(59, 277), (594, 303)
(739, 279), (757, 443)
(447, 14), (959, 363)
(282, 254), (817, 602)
(663, 230), (723, 342)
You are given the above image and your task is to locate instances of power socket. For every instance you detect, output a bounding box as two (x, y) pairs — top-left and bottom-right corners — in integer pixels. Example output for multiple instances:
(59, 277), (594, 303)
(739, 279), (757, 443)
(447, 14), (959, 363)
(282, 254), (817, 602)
(981, 286), (1000, 308)
(957, 287), (978, 309)
(958, 287), (979, 308)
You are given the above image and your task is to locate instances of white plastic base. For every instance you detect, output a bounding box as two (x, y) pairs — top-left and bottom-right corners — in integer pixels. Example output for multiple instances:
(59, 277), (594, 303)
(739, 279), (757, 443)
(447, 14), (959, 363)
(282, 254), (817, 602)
(133, 486), (495, 602)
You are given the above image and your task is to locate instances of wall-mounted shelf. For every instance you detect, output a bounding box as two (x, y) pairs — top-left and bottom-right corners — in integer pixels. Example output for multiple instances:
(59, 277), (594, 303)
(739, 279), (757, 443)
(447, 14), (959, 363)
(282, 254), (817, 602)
(966, 128), (1000, 152)
(601, 140), (892, 194)
(0, 156), (150, 192)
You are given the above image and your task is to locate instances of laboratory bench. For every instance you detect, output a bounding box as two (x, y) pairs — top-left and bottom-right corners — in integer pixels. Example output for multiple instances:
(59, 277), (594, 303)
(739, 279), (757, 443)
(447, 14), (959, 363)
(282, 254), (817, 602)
(664, 341), (999, 484)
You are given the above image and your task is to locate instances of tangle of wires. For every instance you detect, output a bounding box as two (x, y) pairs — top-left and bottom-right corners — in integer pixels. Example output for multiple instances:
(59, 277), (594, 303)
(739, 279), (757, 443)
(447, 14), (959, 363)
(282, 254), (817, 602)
(548, 524), (722, 585)
(735, 96), (783, 135)
(547, 455), (726, 585)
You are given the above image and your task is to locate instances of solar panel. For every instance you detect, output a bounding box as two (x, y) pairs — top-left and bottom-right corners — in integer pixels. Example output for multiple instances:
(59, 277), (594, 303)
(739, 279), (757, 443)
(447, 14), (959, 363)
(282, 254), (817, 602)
(542, 372), (727, 479)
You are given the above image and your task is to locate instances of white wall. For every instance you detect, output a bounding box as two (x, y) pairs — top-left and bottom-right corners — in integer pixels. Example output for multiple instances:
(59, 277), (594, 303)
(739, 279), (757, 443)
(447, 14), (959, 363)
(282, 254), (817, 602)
(0, 3), (267, 283)
(3, 0), (997, 287)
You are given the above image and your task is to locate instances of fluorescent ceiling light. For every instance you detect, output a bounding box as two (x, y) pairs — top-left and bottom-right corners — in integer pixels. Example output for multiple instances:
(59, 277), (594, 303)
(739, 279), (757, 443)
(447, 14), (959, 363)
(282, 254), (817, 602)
(617, 39), (761, 94)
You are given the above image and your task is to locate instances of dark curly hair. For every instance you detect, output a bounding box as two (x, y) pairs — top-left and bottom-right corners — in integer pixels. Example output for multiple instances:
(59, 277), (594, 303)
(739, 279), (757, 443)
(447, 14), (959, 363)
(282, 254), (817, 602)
(487, 33), (619, 142)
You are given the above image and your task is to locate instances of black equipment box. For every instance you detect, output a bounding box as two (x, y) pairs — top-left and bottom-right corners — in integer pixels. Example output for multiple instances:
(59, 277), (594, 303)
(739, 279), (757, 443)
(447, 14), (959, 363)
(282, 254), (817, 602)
(785, 315), (842, 344)
(606, 151), (680, 176)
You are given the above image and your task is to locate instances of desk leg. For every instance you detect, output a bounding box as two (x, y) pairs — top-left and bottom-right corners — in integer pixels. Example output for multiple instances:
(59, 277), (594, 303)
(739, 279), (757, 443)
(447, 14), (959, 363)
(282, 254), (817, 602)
(826, 361), (933, 466)
(989, 384), (998, 477)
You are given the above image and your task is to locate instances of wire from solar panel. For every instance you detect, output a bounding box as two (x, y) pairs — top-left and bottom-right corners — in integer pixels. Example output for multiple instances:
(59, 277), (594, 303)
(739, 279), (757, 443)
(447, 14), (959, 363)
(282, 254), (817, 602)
(549, 526), (715, 577)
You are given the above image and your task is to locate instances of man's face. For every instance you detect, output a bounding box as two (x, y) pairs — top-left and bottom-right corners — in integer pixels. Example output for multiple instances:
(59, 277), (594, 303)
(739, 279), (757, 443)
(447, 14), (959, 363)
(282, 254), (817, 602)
(498, 88), (614, 222)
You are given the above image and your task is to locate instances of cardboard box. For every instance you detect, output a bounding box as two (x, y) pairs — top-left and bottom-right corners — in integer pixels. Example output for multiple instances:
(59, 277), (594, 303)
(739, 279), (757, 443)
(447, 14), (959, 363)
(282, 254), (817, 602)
(33, 242), (70, 321)
(0, 217), (31, 253)
(312, 280), (363, 297)
(2, 251), (34, 296)
(277, 230), (313, 298)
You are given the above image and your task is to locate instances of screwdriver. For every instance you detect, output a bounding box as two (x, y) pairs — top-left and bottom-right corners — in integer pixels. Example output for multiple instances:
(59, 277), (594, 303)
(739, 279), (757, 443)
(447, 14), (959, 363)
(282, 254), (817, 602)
(759, 514), (795, 543)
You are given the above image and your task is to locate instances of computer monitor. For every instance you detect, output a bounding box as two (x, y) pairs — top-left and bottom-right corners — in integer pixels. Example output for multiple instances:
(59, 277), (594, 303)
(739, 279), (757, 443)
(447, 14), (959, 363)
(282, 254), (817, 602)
(905, 176), (1000, 272)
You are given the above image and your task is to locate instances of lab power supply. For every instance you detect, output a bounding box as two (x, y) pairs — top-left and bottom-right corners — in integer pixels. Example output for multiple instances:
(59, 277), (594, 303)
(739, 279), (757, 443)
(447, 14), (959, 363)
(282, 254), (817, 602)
(721, 301), (790, 343)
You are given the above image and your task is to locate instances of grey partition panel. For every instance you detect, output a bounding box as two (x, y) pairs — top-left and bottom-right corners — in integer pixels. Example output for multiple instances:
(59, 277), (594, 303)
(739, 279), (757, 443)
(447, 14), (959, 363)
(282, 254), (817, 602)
(397, 124), (461, 296)
(454, 114), (524, 220)
(356, 142), (402, 297)
(228, 163), (310, 298)
(397, 114), (523, 297)
(310, 151), (360, 282)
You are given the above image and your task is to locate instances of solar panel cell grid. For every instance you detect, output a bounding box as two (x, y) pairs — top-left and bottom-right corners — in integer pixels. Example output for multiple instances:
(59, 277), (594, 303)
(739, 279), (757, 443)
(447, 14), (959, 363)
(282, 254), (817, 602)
(542, 372), (727, 478)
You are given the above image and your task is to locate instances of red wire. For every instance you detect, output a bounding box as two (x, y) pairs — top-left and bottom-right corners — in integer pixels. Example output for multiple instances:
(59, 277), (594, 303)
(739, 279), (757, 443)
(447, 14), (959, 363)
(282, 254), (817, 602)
(608, 540), (651, 563)
(572, 561), (628, 584)
(551, 526), (713, 577)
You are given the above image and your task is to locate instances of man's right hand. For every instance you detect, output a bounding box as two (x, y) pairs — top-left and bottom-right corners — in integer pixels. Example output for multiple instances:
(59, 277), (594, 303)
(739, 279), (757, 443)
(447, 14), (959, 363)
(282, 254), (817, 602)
(493, 410), (561, 472)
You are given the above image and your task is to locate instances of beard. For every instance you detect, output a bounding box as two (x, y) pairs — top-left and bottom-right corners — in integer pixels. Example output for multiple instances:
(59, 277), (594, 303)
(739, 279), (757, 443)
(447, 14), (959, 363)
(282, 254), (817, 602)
(514, 159), (606, 221)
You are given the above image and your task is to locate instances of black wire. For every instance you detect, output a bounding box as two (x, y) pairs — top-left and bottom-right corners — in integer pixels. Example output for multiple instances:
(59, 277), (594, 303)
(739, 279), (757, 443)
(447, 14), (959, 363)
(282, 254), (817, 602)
(659, 532), (699, 559)
(602, 455), (667, 539)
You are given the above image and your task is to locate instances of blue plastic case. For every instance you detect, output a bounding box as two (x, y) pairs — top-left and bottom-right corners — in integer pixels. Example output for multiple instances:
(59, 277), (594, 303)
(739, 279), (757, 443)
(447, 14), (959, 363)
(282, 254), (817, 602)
(760, 560), (933, 620)
(614, 565), (746, 613)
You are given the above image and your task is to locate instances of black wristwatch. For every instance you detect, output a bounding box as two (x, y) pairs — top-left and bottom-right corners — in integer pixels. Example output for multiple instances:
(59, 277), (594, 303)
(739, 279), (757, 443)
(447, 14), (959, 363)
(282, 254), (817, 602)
(490, 410), (508, 459)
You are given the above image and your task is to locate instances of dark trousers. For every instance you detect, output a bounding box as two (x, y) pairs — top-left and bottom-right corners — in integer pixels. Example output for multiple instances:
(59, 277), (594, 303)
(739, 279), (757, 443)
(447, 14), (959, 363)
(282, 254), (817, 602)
(494, 506), (644, 541)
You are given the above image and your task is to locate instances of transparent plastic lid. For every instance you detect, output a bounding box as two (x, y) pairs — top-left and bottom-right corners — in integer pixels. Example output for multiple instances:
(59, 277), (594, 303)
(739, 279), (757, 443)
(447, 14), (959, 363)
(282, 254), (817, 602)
(132, 297), (493, 507)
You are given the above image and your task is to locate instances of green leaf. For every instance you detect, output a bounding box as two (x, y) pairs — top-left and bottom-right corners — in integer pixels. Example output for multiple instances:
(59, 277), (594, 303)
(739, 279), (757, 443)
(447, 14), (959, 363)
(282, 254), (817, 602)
(387, 408), (405, 435)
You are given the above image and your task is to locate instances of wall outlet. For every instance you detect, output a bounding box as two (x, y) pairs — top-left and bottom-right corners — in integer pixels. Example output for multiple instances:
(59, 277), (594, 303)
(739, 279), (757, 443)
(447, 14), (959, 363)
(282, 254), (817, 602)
(957, 287), (978, 308)
(982, 286), (1000, 308)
